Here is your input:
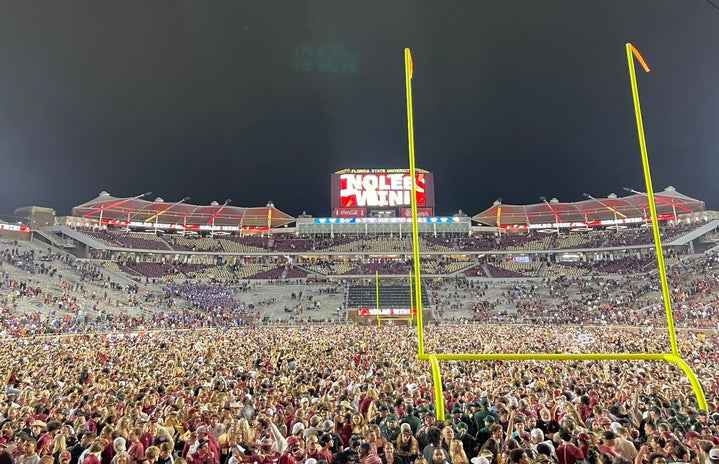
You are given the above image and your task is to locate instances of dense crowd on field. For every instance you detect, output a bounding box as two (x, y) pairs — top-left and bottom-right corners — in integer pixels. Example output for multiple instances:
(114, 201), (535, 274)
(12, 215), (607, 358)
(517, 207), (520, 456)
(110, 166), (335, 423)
(0, 325), (718, 464)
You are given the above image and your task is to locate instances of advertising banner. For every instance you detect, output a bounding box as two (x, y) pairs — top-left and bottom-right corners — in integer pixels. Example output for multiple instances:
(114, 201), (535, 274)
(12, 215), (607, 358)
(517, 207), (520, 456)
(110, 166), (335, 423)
(400, 207), (433, 218)
(358, 307), (416, 317)
(333, 207), (366, 217)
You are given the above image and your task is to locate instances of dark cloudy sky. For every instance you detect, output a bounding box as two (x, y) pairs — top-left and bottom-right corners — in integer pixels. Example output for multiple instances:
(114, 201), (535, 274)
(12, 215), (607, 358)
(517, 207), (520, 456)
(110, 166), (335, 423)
(0, 1), (718, 221)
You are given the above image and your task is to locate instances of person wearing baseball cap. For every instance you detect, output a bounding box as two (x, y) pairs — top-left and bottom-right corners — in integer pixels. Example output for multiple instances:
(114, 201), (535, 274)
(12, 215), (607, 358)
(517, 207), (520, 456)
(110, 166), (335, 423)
(395, 427), (419, 464)
(195, 426), (220, 464)
(279, 438), (306, 464)
(476, 416), (496, 449)
(453, 422), (476, 460)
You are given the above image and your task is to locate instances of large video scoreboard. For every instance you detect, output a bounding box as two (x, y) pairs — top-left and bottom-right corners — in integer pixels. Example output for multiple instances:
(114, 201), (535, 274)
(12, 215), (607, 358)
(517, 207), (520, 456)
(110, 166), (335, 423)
(331, 168), (435, 218)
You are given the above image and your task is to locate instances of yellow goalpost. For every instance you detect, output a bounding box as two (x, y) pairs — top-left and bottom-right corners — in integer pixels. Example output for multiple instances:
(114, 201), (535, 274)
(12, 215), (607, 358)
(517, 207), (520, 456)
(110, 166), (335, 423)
(401, 46), (707, 420)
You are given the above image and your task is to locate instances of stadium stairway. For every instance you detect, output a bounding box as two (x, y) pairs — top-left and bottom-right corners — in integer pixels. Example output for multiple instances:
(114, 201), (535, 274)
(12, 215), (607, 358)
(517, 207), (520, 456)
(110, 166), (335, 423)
(667, 219), (719, 246)
(537, 262), (547, 278)
(481, 264), (491, 277)
(42, 226), (110, 251)
(26, 238), (139, 286)
(84, 259), (144, 285)
(32, 230), (76, 249)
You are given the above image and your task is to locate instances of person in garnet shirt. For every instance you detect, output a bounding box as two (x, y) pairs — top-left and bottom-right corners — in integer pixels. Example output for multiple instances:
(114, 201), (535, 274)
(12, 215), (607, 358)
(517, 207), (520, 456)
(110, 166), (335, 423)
(316, 435), (334, 464)
(555, 430), (583, 464)
(187, 441), (214, 464)
(83, 443), (104, 464)
(127, 429), (145, 464)
(597, 432), (618, 458)
(235, 438), (278, 464)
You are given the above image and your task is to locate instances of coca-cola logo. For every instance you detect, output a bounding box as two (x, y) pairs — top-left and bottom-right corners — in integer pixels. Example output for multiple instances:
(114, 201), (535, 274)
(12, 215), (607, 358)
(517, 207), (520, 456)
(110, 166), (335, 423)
(334, 208), (365, 217)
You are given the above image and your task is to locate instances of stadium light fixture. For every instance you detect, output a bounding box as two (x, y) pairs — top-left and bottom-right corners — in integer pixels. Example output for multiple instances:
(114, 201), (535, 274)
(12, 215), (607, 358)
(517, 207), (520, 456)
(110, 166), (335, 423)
(583, 192), (626, 222)
(266, 201), (274, 238)
(623, 186), (686, 219)
(88, 191), (153, 224)
(209, 199), (233, 235)
(623, 187), (650, 218)
(494, 198), (503, 237)
(146, 196), (191, 230)
(539, 196), (560, 232)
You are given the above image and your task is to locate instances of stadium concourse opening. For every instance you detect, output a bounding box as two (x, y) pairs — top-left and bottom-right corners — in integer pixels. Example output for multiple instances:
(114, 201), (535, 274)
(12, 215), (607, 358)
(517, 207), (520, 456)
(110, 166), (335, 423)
(399, 46), (708, 418)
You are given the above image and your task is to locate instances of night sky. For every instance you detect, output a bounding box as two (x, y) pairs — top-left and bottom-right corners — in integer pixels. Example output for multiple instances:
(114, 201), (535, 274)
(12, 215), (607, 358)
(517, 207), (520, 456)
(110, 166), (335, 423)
(1, 1), (718, 221)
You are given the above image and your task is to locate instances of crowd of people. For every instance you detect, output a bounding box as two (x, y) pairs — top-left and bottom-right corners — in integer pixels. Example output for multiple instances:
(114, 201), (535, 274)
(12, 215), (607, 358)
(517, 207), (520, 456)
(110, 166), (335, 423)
(2, 237), (719, 464)
(4, 242), (719, 332)
(0, 325), (718, 464)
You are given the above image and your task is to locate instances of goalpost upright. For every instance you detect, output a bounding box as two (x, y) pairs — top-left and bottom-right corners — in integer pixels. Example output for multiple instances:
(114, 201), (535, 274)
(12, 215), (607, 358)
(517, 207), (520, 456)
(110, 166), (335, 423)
(401, 46), (707, 420)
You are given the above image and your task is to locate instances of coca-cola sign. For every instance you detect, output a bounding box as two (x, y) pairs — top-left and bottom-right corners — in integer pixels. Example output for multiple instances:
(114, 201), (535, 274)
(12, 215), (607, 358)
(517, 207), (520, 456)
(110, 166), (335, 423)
(333, 207), (366, 217)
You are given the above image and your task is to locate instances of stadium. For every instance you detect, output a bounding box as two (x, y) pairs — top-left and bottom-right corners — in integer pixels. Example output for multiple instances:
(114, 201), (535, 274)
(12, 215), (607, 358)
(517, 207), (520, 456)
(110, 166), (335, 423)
(2, 167), (719, 464)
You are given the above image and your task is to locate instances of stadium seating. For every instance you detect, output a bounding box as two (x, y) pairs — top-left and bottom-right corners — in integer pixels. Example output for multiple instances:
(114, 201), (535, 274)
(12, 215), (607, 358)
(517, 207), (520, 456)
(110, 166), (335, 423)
(270, 238), (314, 252)
(347, 284), (429, 309)
(167, 235), (222, 252)
(219, 236), (269, 253)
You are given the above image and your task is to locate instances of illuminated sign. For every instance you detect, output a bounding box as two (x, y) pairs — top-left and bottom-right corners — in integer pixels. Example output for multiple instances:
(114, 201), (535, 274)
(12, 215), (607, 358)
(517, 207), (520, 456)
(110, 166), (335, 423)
(0, 224), (30, 233)
(101, 221), (267, 233)
(358, 307), (416, 317)
(498, 215), (673, 231)
(339, 173), (425, 208)
(333, 208), (366, 217)
(313, 217), (456, 224)
(400, 208), (433, 218)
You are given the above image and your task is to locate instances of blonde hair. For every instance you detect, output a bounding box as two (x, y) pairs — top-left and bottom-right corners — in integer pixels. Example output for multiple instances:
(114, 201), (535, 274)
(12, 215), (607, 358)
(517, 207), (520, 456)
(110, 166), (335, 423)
(145, 446), (160, 461)
(237, 418), (254, 445)
(351, 413), (368, 436)
(53, 434), (67, 454)
(450, 439), (469, 464)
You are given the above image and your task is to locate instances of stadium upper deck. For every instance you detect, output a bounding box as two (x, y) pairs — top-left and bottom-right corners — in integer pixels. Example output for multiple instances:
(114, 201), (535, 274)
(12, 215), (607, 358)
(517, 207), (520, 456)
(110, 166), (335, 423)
(3, 182), (718, 283)
(61, 185), (708, 234)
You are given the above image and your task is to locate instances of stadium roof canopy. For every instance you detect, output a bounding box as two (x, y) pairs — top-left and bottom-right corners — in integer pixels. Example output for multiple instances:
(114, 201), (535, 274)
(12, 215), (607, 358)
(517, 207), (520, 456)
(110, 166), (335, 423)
(72, 192), (295, 228)
(472, 186), (705, 227)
